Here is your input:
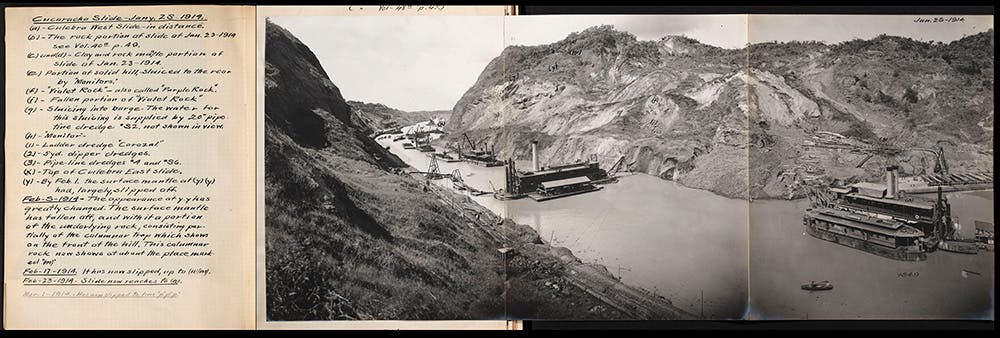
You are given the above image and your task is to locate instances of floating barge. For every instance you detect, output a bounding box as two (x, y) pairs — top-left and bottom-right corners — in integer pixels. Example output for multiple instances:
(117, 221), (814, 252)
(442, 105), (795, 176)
(526, 176), (604, 201)
(804, 207), (927, 261)
(805, 166), (958, 261)
(462, 152), (503, 167)
(456, 133), (503, 167)
(432, 152), (463, 163)
(499, 141), (611, 201)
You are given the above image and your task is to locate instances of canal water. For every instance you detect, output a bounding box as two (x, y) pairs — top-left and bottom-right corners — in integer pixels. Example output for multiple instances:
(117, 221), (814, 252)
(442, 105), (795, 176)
(379, 136), (993, 320)
(380, 137), (749, 318)
(749, 191), (994, 319)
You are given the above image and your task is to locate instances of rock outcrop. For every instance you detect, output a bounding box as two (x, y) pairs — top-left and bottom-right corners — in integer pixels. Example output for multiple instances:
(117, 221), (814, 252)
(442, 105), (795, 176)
(446, 25), (994, 199)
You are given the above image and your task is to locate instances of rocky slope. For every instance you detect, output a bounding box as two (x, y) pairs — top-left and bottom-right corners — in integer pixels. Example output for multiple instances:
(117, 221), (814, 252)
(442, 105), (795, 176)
(264, 20), (688, 321)
(748, 32), (994, 198)
(446, 26), (994, 199)
(347, 100), (451, 134)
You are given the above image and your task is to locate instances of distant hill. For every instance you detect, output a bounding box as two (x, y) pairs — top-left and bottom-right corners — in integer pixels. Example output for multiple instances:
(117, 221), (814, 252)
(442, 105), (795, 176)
(347, 100), (451, 133)
(446, 25), (994, 199)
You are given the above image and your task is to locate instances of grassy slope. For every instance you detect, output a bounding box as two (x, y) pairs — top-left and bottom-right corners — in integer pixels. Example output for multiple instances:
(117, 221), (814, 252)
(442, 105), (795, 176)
(264, 21), (504, 320)
(264, 20), (683, 321)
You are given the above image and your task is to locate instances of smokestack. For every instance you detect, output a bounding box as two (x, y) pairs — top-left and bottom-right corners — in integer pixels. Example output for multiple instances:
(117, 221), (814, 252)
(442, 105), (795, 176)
(885, 165), (899, 199)
(531, 141), (539, 172)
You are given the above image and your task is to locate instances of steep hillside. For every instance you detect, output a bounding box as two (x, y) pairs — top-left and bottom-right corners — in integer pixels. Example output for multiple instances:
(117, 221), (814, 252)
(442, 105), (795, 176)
(264, 21), (690, 321)
(447, 26), (994, 199)
(348, 100), (451, 134)
(265, 20), (506, 320)
(447, 25), (750, 198)
(747, 30), (994, 198)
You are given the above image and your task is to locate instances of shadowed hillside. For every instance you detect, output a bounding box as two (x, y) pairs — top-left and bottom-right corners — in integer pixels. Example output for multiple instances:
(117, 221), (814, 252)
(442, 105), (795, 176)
(264, 20), (692, 321)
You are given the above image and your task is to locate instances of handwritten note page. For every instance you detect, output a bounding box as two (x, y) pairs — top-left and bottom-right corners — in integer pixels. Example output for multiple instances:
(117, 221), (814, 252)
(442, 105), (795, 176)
(4, 5), (255, 329)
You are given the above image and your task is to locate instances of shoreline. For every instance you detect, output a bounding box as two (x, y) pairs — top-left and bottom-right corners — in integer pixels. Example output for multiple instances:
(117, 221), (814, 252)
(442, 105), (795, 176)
(417, 171), (697, 319)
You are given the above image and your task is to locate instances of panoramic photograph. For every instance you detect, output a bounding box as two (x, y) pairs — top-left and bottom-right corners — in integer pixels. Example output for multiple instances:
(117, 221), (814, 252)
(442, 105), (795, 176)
(261, 14), (748, 321)
(261, 13), (992, 322)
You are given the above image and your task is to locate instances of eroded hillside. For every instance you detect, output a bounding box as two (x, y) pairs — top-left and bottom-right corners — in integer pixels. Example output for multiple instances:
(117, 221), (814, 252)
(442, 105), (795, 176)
(446, 26), (994, 199)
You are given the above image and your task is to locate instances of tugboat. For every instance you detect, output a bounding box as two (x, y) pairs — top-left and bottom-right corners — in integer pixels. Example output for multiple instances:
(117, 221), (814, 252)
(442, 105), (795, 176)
(801, 280), (833, 291)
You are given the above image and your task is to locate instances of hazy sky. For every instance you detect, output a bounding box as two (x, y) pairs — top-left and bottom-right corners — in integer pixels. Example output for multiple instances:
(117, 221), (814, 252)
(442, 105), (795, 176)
(270, 15), (992, 111)
(270, 16), (504, 112)
(749, 15), (993, 44)
(505, 15), (749, 49)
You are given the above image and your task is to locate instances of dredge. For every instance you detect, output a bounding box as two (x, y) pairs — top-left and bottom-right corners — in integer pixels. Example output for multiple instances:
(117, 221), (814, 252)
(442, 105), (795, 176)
(804, 165), (957, 261)
(457, 133), (502, 167)
(498, 141), (614, 201)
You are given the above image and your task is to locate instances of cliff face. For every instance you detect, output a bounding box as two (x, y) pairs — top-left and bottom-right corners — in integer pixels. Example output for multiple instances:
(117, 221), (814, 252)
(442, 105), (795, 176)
(447, 25), (752, 198)
(265, 21), (506, 320)
(747, 31), (994, 198)
(447, 26), (994, 199)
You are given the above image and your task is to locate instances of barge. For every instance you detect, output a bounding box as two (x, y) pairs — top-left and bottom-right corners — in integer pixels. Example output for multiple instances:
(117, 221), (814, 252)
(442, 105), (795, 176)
(804, 207), (927, 261)
(499, 141), (611, 201)
(462, 152), (503, 167)
(805, 165), (955, 261)
(432, 152), (463, 163)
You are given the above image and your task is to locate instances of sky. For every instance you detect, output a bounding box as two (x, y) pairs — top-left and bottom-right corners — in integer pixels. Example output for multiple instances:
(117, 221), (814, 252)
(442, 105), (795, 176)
(505, 15), (749, 49)
(270, 15), (993, 111)
(270, 16), (504, 112)
(748, 15), (993, 44)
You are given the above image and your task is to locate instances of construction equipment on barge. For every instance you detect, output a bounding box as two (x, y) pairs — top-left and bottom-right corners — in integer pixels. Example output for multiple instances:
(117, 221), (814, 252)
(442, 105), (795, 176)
(497, 141), (611, 201)
(432, 151), (463, 163)
(448, 169), (490, 196)
(804, 165), (962, 261)
(458, 133), (502, 167)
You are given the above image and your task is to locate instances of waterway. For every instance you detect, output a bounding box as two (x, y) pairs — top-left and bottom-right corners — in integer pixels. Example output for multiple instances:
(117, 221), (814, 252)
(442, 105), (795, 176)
(378, 135), (993, 320)
(749, 191), (994, 319)
(379, 137), (748, 318)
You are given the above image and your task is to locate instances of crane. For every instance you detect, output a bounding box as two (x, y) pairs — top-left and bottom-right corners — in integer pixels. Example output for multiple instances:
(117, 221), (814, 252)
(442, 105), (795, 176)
(606, 155), (634, 176)
(463, 133), (480, 152)
(853, 143), (949, 175)
(462, 132), (494, 156)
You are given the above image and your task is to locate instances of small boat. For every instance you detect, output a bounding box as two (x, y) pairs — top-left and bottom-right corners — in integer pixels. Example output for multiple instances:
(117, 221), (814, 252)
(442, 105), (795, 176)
(938, 240), (978, 254)
(402, 142), (415, 149)
(961, 269), (981, 278)
(801, 280), (833, 291)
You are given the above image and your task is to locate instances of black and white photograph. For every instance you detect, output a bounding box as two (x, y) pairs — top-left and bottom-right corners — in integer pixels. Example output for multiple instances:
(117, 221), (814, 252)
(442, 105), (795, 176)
(746, 15), (994, 319)
(261, 13), (993, 322)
